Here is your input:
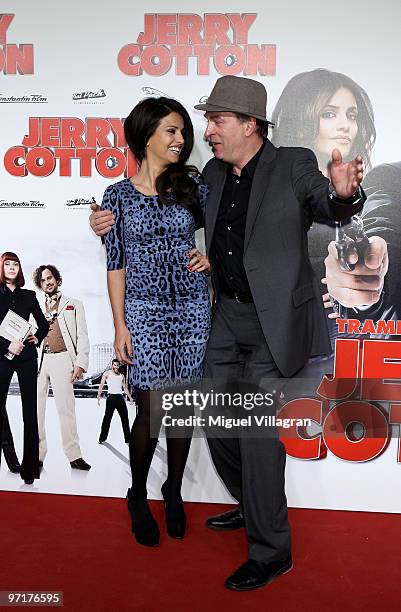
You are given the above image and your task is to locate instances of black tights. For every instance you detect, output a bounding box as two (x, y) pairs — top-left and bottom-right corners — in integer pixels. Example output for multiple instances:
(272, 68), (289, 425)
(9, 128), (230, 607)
(129, 388), (193, 498)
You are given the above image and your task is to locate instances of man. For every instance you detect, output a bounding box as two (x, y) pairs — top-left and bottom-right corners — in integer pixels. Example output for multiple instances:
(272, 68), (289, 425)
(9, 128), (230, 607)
(33, 265), (91, 471)
(89, 75), (365, 590)
(97, 359), (133, 444)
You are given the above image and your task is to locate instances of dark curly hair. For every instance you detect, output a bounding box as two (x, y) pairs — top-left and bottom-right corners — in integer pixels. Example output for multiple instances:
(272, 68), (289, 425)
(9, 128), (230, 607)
(124, 96), (202, 222)
(32, 264), (62, 290)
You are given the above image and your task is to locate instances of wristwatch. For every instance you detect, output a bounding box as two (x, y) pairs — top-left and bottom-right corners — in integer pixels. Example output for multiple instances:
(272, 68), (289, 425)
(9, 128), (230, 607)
(328, 183), (363, 204)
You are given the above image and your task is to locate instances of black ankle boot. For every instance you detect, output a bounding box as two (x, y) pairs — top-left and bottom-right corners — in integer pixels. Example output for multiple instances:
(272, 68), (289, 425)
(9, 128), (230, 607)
(161, 481), (186, 539)
(127, 488), (160, 547)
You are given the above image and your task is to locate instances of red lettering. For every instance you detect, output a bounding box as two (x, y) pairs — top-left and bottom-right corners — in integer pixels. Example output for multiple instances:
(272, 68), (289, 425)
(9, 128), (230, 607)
(25, 147), (55, 177)
(137, 14), (156, 45)
(41, 118), (61, 147)
(86, 119), (113, 148)
(140, 45), (172, 76)
(278, 398), (326, 460)
(360, 319), (376, 334)
(2, 44), (34, 74)
(227, 13), (256, 44)
(318, 339), (360, 400)
(348, 319), (361, 333)
(60, 119), (85, 148)
(194, 45), (214, 75)
(361, 340), (401, 401)
(336, 318), (347, 333)
(244, 44), (276, 76)
(214, 45), (245, 75)
(0, 13), (14, 45)
(170, 46), (192, 75)
(158, 14), (178, 45)
(74, 149), (96, 177)
(22, 118), (40, 147)
(323, 401), (390, 462)
(204, 14), (231, 44)
(3, 146), (27, 176)
(118, 44), (142, 76)
(54, 148), (75, 176)
(109, 119), (126, 147)
(178, 14), (203, 44)
(376, 320), (396, 335)
(96, 148), (126, 178)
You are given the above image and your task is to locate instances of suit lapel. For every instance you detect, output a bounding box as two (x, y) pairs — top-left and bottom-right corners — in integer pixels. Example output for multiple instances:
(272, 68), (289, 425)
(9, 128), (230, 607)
(244, 141), (277, 252)
(205, 163), (227, 252)
(57, 295), (68, 316)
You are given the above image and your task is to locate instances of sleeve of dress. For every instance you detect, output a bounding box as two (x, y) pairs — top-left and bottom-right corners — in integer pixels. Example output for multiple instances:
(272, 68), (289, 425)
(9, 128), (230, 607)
(30, 293), (49, 346)
(102, 185), (125, 271)
(0, 292), (11, 353)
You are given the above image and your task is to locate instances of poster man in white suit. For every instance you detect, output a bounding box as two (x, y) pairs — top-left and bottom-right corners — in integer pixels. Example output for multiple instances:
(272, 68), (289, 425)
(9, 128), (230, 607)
(33, 265), (91, 471)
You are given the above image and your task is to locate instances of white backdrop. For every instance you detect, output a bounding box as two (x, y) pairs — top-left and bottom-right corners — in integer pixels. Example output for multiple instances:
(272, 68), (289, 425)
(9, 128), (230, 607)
(1, 0), (401, 512)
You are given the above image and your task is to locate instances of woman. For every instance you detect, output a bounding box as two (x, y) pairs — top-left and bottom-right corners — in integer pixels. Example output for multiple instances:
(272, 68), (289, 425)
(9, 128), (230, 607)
(271, 68), (376, 174)
(101, 97), (211, 546)
(0, 252), (49, 484)
(272, 69), (377, 319)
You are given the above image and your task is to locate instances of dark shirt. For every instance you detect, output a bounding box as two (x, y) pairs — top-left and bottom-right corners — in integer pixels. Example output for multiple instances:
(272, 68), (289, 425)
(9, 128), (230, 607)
(213, 142), (265, 294)
(0, 285), (49, 361)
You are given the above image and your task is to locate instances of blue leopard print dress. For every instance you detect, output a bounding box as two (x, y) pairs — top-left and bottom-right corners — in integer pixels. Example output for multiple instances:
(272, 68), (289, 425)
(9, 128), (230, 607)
(102, 178), (211, 390)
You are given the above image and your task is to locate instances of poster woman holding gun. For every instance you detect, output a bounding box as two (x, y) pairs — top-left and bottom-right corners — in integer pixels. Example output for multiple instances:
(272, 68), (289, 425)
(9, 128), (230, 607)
(0, 252), (48, 484)
(271, 68), (389, 325)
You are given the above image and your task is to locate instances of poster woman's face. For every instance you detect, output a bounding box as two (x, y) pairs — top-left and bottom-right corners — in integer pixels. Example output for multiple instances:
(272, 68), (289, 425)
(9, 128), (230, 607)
(314, 87), (358, 160)
(3, 259), (19, 284)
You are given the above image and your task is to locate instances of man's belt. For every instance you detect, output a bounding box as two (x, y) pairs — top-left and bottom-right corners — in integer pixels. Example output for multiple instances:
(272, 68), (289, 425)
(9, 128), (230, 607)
(220, 289), (254, 304)
(43, 346), (67, 354)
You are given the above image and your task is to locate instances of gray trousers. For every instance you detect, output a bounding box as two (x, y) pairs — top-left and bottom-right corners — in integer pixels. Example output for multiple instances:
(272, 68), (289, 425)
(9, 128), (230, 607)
(203, 296), (291, 563)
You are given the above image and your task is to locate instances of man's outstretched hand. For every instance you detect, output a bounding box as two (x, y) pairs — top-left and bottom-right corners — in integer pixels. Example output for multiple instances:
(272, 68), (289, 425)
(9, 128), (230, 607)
(328, 149), (364, 198)
(89, 202), (115, 236)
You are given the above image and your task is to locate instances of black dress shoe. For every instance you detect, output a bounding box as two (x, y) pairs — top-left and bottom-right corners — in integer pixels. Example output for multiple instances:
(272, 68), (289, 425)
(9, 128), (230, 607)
(161, 482), (186, 539)
(23, 478), (34, 485)
(206, 507), (244, 531)
(70, 458), (91, 471)
(225, 555), (293, 591)
(127, 488), (160, 547)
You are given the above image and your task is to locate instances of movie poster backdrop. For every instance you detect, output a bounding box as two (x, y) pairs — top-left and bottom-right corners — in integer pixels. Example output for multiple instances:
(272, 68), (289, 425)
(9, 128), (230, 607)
(1, 1), (401, 511)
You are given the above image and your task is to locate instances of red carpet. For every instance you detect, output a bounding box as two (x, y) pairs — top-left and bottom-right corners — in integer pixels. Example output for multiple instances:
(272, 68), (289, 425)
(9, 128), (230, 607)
(0, 492), (399, 611)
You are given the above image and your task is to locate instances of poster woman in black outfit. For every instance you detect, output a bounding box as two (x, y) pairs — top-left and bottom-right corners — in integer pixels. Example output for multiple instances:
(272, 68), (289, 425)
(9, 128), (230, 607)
(0, 252), (49, 484)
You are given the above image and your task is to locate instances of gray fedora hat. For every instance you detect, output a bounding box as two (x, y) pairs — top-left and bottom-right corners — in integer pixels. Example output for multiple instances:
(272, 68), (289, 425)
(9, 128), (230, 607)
(194, 75), (274, 125)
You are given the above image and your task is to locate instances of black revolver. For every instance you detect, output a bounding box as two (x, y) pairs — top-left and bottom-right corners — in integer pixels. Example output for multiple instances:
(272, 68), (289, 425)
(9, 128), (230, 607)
(335, 215), (369, 272)
(331, 215), (370, 318)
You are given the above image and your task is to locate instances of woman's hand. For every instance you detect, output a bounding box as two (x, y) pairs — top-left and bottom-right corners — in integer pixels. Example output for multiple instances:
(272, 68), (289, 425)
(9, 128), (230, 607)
(8, 340), (24, 355)
(187, 248), (211, 273)
(27, 334), (38, 344)
(114, 324), (134, 365)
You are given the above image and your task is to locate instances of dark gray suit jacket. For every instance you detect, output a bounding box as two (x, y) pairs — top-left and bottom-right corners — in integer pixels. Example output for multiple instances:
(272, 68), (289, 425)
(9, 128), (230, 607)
(202, 140), (364, 377)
